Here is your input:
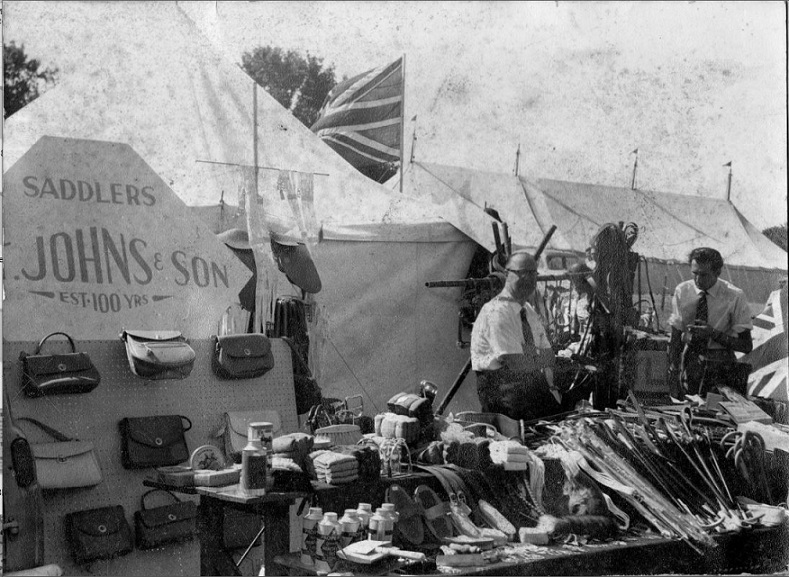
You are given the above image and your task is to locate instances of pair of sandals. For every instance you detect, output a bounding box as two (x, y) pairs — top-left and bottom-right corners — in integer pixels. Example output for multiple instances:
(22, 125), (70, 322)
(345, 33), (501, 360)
(384, 483), (454, 548)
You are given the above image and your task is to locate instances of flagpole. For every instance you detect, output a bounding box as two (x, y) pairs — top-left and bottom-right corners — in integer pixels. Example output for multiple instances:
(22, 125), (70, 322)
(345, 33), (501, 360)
(399, 54), (406, 194)
(724, 161), (732, 202)
(631, 148), (639, 190)
(514, 144), (521, 176)
(409, 116), (417, 163)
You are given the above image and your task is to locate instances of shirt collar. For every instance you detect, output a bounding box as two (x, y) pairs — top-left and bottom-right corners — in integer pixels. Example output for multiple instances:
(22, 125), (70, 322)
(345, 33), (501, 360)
(694, 279), (721, 298)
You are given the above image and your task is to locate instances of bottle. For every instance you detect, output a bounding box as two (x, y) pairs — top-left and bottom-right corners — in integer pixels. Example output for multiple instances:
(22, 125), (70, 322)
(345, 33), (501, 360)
(300, 507), (323, 565)
(381, 503), (399, 541)
(339, 509), (361, 548)
(356, 503), (373, 542)
(315, 512), (341, 575)
(240, 425), (267, 491)
(368, 508), (389, 542)
(254, 422), (275, 489)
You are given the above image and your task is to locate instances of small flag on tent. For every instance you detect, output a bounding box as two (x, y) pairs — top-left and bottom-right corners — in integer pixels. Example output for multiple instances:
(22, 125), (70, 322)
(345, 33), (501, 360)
(311, 57), (403, 183)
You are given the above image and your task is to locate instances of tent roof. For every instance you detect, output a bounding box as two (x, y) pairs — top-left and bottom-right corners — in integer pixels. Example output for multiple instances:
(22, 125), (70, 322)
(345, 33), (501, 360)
(2, 2), (472, 244)
(406, 161), (786, 270)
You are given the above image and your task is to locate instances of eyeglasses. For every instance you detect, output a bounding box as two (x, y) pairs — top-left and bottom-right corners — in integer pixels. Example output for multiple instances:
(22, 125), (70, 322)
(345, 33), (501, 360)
(506, 268), (537, 276)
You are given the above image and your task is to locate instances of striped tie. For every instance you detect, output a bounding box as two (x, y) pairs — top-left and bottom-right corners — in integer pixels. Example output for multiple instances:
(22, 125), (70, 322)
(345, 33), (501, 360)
(695, 291), (708, 324)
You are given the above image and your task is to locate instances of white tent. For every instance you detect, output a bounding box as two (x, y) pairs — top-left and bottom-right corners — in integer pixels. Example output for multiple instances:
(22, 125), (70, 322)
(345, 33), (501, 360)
(3, 2), (498, 414)
(400, 162), (788, 320)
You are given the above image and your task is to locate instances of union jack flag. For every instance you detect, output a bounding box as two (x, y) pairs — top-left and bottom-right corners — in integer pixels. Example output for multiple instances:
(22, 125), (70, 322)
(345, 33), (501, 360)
(311, 57), (403, 183)
(744, 287), (788, 401)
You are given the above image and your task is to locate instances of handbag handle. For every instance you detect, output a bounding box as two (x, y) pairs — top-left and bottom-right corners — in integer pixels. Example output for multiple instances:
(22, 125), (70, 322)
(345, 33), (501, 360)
(16, 417), (77, 442)
(34, 332), (77, 355)
(140, 488), (182, 510)
(180, 415), (192, 432)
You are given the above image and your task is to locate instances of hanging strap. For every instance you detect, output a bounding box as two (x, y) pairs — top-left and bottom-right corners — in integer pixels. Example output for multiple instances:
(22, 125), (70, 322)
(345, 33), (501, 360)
(16, 417), (77, 442)
(140, 488), (182, 510)
(34, 332), (78, 355)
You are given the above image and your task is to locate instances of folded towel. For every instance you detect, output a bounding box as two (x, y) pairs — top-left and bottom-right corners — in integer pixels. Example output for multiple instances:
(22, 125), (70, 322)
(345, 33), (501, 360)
(272, 456), (302, 472)
(333, 445), (381, 481)
(314, 462), (358, 475)
(318, 470), (359, 484)
(491, 453), (530, 464)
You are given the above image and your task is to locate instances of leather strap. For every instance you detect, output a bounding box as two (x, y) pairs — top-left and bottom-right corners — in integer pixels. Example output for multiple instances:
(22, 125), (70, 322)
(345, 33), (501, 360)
(35, 332), (77, 355)
(16, 417), (76, 442)
(140, 488), (182, 510)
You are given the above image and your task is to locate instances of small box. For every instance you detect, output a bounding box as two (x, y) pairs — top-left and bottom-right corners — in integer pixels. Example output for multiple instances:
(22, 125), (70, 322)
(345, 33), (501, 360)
(156, 465), (195, 487)
(193, 467), (241, 487)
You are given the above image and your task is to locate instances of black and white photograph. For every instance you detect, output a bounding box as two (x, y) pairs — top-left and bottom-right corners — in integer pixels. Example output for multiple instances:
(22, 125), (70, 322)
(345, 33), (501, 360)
(2, 2), (788, 575)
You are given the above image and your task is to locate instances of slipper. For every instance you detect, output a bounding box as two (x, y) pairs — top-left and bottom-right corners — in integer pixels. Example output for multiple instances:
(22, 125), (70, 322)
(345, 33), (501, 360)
(385, 484), (425, 546)
(414, 484), (453, 541)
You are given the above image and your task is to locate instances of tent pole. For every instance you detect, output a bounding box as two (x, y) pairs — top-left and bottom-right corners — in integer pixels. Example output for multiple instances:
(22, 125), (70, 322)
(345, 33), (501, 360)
(399, 53), (406, 194)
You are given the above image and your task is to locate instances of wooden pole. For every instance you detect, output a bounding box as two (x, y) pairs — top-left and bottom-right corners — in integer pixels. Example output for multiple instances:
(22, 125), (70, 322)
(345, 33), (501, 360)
(399, 54), (406, 194)
(514, 143), (521, 176)
(631, 148), (639, 190)
(725, 162), (732, 202)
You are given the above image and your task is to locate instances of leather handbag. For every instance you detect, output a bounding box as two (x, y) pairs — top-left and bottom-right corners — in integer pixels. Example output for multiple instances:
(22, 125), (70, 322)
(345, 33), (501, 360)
(64, 505), (134, 565)
(219, 410), (281, 464)
(19, 332), (100, 397)
(211, 333), (275, 379)
(16, 417), (102, 490)
(134, 489), (197, 549)
(120, 330), (195, 380)
(119, 415), (192, 469)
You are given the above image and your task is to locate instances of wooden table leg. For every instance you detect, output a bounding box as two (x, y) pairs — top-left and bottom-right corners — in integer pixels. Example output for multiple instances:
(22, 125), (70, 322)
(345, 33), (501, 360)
(263, 501), (294, 576)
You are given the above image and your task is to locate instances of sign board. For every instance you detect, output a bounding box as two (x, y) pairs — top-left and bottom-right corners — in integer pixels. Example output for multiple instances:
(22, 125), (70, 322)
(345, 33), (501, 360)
(2, 136), (250, 341)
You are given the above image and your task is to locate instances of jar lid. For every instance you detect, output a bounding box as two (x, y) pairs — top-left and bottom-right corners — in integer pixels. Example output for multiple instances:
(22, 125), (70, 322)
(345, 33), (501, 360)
(323, 512), (338, 521)
(344, 509), (358, 515)
(308, 507), (323, 516)
(357, 503), (372, 511)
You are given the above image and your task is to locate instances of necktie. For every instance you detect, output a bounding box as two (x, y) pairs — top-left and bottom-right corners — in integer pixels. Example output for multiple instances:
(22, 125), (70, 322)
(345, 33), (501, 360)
(520, 308), (538, 363)
(695, 291), (708, 324)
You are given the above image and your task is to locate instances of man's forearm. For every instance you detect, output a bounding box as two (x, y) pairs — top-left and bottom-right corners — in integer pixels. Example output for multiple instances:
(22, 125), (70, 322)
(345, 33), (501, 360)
(710, 329), (753, 354)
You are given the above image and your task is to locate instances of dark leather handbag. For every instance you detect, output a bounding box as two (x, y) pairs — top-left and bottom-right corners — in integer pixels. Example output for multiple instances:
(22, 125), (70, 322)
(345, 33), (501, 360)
(119, 415), (192, 469)
(134, 489), (197, 549)
(64, 505), (133, 565)
(211, 333), (275, 379)
(19, 332), (100, 397)
(120, 330), (195, 380)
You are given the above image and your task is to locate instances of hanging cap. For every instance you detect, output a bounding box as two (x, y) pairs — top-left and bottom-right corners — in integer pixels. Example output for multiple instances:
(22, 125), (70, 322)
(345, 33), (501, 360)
(270, 239), (322, 294)
(216, 228), (250, 251)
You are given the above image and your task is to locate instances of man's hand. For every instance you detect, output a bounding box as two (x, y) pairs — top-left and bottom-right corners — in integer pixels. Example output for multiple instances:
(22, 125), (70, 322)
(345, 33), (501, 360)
(688, 322), (714, 340)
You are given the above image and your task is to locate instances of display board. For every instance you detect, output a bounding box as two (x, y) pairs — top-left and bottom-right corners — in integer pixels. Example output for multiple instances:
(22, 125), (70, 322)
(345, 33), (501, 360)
(2, 136), (250, 341)
(3, 337), (298, 576)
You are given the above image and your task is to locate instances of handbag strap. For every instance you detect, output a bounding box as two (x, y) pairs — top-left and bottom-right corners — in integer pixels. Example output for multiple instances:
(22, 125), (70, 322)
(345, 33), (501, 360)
(180, 416), (192, 432)
(34, 332), (77, 355)
(16, 417), (77, 442)
(140, 488), (182, 510)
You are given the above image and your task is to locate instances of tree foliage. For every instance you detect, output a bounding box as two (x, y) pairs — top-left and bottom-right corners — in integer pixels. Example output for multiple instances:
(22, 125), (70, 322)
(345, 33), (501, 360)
(240, 46), (337, 128)
(4, 41), (58, 118)
(762, 222), (788, 252)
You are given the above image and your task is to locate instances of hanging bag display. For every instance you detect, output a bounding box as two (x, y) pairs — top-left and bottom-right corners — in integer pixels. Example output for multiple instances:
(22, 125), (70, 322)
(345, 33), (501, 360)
(16, 417), (103, 490)
(211, 333), (275, 379)
(119, 415), (192, 469)
(19, 332), (101, 397)
(120, 330), (195, 380)
(134, 489), (197, 549)
(64, 505), (134, 565)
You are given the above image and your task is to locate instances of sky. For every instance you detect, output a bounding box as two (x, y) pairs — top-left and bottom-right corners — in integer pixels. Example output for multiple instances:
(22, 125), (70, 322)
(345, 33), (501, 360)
(3, 1), (788, 230)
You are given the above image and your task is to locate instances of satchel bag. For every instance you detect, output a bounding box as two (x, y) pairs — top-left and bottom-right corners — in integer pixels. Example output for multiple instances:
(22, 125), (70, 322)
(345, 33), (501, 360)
(19, 332), (100, 397)
(220, 410), (281, 464)
(134, 489), (197, 549)
(16, 417), (102, 490)
(120, 330), (195, 380)
(64, 505), (133, 565)
(211, 333), (275, 379)
(119, 415), (192, 469)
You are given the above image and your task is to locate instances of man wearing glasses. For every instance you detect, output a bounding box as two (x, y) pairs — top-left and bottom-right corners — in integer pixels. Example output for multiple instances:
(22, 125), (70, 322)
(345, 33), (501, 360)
(470, 251), (562, 420)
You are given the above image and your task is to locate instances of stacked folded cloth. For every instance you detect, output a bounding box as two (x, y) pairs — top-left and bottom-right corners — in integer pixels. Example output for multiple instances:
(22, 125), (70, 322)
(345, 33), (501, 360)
(375, 413), (421, 444)
(312, 451), (359, 485)
(489, 440), (531, 470)
(272, 433), (314, 471)
(333, 444), (381, 482)
(272, 456), (303, 472)
(306, 449), (330, 479)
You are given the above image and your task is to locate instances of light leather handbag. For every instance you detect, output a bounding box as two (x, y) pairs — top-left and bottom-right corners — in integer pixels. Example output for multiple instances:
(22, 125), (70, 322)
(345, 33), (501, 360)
(120, 330), (195, 380)
(16, 417), (102, 490)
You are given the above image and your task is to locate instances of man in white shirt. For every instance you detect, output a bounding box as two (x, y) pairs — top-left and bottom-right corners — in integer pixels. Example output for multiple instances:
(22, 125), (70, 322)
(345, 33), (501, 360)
(470, 251), (562, 420)
(668, 247), (753, 395)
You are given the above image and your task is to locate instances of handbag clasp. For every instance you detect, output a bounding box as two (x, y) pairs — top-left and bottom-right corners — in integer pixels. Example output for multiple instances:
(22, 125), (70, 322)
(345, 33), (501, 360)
(58, 363), (67, 372)
(168, 513), (177, 521)
(155, 437), (163, 446)
(244, 348), (251, 356)
(98, 524), (107, 534)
